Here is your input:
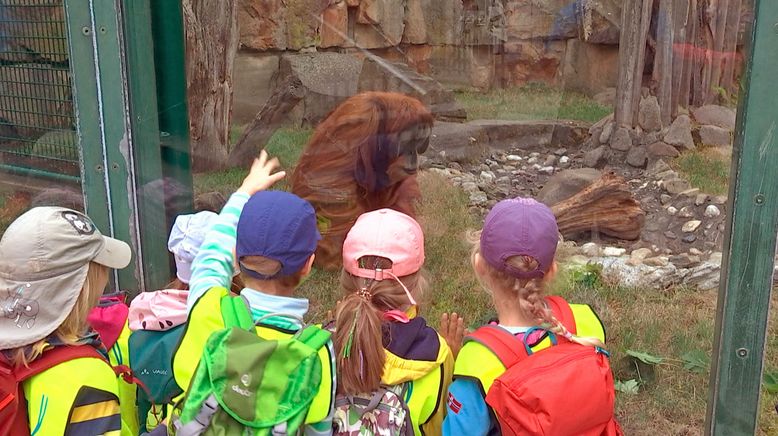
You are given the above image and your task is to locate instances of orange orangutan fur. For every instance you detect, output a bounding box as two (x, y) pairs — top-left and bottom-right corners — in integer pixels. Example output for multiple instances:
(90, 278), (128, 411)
(291, 92), (433, 270)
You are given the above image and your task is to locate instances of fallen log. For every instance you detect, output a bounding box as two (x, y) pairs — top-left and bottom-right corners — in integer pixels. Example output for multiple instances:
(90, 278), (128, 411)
(227, 75), (305, 167)
(551, 172), (645, 240)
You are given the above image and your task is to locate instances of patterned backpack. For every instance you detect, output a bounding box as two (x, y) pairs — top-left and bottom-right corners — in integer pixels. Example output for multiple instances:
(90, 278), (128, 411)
(333, 384), (414, 436)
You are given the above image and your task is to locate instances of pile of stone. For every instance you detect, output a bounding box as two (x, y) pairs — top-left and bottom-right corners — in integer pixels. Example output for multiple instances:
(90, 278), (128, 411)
(585, 97), (736, 169)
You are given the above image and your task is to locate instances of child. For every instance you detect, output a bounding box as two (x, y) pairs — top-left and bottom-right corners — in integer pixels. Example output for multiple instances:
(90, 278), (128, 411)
(169, 151), (336, 435)
(333, 208), (454, 436)
(0, 207), (131, 435)
(443, 197), (611, 436)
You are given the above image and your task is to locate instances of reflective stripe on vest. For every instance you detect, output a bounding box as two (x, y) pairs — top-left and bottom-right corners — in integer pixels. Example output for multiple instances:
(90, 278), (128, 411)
(23, 357), (120, 436)
(172, 287), (334, 424)
(454, 303), (606, 393)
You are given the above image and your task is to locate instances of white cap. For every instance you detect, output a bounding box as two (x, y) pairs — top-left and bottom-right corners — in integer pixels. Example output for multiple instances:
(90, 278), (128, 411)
(167, 211), (218, 284)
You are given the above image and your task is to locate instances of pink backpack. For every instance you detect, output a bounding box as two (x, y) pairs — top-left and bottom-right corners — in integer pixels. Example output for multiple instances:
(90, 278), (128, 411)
(128, 290), (189, 331)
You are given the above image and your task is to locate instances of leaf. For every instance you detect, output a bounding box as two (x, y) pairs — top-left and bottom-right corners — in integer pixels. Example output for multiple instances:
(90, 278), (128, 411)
(681, 350), (709, 373)
(764, 371), (778, 394)
(626, 350), (664, 365)
(614, 379), (640, 394)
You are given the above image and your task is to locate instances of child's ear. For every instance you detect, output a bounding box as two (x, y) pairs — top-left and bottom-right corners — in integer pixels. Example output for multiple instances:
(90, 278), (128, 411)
(473, 253), (488, 276)
(300, 254), (316, 277)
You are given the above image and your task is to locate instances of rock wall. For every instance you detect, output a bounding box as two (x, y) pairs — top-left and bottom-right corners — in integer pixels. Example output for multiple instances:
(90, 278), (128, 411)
(236, 0), (622, 92)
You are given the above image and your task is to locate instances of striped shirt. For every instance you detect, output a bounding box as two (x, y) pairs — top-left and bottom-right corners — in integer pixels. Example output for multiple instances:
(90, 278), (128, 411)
(187, 191), (336, 436)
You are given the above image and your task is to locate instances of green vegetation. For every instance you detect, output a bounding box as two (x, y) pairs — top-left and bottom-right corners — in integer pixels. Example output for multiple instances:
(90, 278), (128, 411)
(672, 147), (731, 196)
(454, 83), (612, 123)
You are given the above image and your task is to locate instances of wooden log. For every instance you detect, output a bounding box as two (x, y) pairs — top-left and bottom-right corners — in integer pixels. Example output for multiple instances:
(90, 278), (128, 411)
(183, 0), (238, 172)
(551, 172), (645, 240)
(655, 0), (675, 125)
(226, 76), (306, 167)
(615, 0), (653, 128)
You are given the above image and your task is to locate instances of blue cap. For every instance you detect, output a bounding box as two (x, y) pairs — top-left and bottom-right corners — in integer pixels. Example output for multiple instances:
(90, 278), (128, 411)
(236, 191), (321, 279)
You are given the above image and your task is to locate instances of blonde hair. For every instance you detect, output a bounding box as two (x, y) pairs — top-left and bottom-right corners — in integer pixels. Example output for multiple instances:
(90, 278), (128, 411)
(333, 256), (428, 395)
(470, 233), (604, 349)
(8, 262), (109, 367)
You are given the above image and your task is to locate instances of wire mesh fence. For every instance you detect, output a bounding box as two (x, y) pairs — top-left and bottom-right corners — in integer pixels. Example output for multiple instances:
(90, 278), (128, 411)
(0, 1), (79, 181)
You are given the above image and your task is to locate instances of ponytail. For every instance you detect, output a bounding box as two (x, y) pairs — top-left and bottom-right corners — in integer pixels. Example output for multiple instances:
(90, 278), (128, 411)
(333, 291), (386, 395)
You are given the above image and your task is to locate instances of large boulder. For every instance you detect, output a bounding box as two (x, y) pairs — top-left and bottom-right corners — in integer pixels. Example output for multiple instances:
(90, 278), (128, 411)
(238, 0), (326, 50)
(638, 96), (662, 132)
(691, 105), (736, 131)
(354, 0), (406, 48)
(699, 125), (732, 147)
(320, 0), (349, 48)
(578, 0), (621, 44)
(469, 119), (589, 151)
(358, 57), (467, 121)
(421, 0), (463, 45)
(279, 53), (363, 126)
(403, 0), (427, 44)
(428, 122), (488, 163)
(501, 40), (567, 86)
(537, 168), (602, 206)
(232, 53), (280, 125)
(503, 0), (578, 41)
(561, 39), (619, 95)
(664, 114), (695, 150)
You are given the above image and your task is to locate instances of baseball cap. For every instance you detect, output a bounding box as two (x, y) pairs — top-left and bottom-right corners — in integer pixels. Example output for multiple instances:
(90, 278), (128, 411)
(167, 211), (219, 284)
(480, 197), (559, 279)
(342, 209), (425, 304)
(236, 191), (320, 280)
(0, 207), (131, 349)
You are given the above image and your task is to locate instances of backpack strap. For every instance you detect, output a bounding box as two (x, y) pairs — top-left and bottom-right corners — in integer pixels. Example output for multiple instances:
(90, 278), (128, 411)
(219, 294), (254, 331)
(15, 345), (106, 382)
(545, 296), (577, 335)
(297, 325), (331, 352)
(465, 326), (529, 368)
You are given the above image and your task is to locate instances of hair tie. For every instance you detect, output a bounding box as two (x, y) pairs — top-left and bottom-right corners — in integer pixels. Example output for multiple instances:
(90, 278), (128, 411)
(357, 288), (372, 300)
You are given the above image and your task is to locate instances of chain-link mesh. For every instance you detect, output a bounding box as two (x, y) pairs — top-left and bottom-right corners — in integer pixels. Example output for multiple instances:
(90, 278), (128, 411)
(0, 1), (79, 180)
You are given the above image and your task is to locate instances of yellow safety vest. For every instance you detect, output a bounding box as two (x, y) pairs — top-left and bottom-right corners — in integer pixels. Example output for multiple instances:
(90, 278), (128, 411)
(171, 287), (334, 423)
(23, 356), (121, 436)
(108, 320), (139, 436)
(454, 303), (606, 393)
(381, 336), (454, 436)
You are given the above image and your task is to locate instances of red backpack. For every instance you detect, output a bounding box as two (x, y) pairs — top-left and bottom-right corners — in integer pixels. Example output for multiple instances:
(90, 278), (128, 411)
(467, 296), (622, 436)
(0, 345), (108, 436)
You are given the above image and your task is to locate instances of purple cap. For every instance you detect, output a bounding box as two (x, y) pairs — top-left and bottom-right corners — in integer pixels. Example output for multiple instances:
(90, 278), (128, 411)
(236, 191), (321, 279)
(480, 197), (559, 279)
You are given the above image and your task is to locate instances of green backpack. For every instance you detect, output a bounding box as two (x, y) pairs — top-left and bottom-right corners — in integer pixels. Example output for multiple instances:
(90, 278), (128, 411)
(170, 295), (331, 436)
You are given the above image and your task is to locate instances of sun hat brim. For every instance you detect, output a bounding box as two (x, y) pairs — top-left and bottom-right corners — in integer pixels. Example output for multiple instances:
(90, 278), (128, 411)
(93, 236), (132, 269)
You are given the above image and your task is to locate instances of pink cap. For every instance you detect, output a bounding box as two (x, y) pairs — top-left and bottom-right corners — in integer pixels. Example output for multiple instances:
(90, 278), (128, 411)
(342, 209), (425, 303)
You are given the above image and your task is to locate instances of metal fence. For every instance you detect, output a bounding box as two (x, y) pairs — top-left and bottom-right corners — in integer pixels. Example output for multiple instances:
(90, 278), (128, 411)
(0, 1), (79, 182)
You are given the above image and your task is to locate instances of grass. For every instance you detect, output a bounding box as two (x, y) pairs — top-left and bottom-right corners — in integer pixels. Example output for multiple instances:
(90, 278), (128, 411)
(671, 147), (731, 196)
(454, 83), (612, 123)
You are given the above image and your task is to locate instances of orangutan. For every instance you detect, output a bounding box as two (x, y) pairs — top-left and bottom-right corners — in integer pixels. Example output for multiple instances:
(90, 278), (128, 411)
(290, 92), (433, 270)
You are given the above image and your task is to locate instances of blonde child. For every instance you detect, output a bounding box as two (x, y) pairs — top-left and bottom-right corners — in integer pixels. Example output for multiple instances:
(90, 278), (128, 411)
(443, 197), (616, 436)
(169, 151), (336, 435)
(333, 208), (454, 436)
(0, 207), (131, 435)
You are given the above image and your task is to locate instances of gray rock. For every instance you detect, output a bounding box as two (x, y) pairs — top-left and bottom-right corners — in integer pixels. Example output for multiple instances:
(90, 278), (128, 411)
(600, 121), (614, 144)
(667, 206), (678, 216)
(469, 191), (488, 205)
(684, 260), (722, 290)
(689, 248), (703, 256)
(704, 205), (721, 217)
(583, 145), (610, 168)
(536, 168), (601, 206)
(644, 256), (669, 267)
(507, 154), (522, 161)
(678, 206), (695, 218)
(539, 166), (555, 175)
(479, 171), (496, 183)
(527, 157), (539, 164)
(555, 148), (568, 156)
(691, 105), (736, 130)
(461, 181), (479, 193)
(638, 96), (663, 132)
(660, 194), (672, 205)
(664, 179), (692, 195)
(603, 247), (626, 257)
(695, 194), (709, 206)
(430, 122), (488, 163)
(610, 127), (632, 151)
(664, 231), (678, 240)
(682, 234), (697, 243)
(670, 253), (701, 268)
(699, 125), (732, 146)
(682, 220), (702, 233)
(627, 146), (648, 168)
(648, 158), (672, 175)
(639, 131), (664, 146)
(558, 156), (571, 166)
(544, 155), (558, 166)
(664, 114), (695, 150)
(631, 248), (653, 261)
(647, 141), (680, 159)
(712, 195), (728, 205)
(581, 242), (600, 257)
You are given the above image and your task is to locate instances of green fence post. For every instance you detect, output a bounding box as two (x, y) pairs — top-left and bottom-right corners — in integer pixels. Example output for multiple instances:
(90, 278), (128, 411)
(706, 0), (778, 434)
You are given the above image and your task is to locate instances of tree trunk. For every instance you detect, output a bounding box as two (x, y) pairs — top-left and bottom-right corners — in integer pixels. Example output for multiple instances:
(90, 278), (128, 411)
(227, 76), (306, 167)
(551, 172), (645, 241)
(655, 0), (675, 126)
(183, 0), (238, 172)
(614, 0), (653, 128)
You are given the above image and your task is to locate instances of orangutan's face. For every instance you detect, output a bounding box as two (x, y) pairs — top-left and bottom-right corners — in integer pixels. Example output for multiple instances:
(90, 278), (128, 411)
(386, 123), (431, 184)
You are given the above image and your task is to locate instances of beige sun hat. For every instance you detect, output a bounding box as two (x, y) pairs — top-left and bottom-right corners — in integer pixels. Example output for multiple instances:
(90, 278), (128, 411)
(0, 207), (131, 349)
